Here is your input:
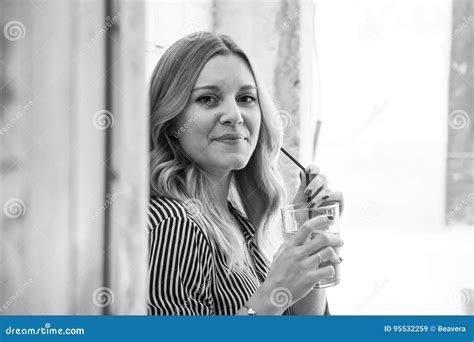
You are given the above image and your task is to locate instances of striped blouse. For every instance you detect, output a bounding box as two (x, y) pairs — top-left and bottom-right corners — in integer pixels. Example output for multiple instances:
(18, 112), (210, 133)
(147, 196), (329, 315)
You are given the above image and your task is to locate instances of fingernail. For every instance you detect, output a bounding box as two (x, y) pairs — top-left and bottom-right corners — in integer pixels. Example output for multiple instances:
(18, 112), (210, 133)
(339, 256), (343, 262)
(322, 195), (329, 200)
(327, 215), (334, 220)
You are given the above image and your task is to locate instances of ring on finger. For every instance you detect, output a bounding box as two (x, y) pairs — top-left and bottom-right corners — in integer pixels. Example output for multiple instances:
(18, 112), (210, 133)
(316, 252), (325, 265)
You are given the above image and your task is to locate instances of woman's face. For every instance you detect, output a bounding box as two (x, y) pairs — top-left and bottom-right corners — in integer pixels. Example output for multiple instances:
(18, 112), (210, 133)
(174, 54), (261, 178)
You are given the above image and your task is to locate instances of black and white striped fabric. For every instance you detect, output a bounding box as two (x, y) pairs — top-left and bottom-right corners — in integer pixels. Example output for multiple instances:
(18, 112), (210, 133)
(147, 196), (330, 315)
(147, 196), (291, 315)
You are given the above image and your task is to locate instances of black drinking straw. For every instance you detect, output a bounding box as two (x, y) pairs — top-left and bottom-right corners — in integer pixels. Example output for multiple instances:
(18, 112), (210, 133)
(280, 147), (313, 216)
(280, 122), (322, 219)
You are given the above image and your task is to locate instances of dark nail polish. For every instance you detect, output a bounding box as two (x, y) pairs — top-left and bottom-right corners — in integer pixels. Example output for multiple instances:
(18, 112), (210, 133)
(322, 195), (329, 200)
(327, 215), (334, 220)
(339, 256), (343, 262)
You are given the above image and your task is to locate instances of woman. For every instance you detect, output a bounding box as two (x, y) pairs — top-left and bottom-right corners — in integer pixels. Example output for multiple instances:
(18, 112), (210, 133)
(148, 32), (344, 315)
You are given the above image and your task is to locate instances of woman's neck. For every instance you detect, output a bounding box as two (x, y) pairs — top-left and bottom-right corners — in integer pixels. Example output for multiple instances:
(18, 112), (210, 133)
(204, 169), (233, 212)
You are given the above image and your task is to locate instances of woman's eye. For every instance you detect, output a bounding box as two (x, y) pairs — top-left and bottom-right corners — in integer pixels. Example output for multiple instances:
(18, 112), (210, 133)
(238, 95), (256, 104)
(197, 95), (218, 107)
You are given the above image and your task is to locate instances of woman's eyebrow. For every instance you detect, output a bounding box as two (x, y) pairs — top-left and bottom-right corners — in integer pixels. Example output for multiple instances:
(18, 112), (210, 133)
(240, 85), (257, 91)
(192, 85), (220, 92)
(192, 85), (257, 92)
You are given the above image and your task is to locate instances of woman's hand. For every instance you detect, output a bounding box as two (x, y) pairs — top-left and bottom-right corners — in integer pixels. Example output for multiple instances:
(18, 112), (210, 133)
(292, 164), (344, 215)
(260, 215), (344, 311)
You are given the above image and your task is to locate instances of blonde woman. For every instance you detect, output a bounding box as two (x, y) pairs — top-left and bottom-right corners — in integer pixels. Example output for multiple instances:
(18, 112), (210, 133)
(148, 32), (344, 315)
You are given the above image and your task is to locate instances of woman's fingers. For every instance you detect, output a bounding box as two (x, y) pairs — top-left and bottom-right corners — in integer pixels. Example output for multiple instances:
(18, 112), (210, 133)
(289, 215), (333, 247)
(306, 246), (341, 267)
(311, 265), (336, 282)
(304, 174), (327, 198)
(318, 191), (344, 215)
(308, 187), (331, 208)
(300, 231), (343, 256)
(305, 164), (320, 180)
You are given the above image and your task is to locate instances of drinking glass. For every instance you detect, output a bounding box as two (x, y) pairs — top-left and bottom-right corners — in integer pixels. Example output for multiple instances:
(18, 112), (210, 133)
(280, 202), (341, 288)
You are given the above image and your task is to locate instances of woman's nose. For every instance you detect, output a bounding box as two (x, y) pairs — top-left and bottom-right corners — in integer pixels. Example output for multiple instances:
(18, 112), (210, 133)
(218, 98), (243, 126)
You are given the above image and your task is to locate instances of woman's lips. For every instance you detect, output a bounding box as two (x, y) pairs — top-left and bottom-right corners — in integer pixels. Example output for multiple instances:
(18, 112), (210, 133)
(214, 137), (247, 144)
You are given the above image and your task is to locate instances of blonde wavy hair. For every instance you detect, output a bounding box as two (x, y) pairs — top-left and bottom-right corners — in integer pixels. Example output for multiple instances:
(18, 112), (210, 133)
(150, 32), (287, 269)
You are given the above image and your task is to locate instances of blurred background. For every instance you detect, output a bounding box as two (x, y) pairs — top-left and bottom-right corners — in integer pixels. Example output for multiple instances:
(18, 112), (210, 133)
(0, 0), (472, 315)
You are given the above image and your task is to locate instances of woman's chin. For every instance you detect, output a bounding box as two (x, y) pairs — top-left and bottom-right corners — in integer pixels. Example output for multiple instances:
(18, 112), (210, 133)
(216, 157), (249, 171)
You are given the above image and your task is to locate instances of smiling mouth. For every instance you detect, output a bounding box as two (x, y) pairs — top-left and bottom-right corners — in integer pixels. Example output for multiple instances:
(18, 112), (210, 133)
(213, 137), (249, 144)
(214, 136), (248, 141)
(217, 137), (247, 141)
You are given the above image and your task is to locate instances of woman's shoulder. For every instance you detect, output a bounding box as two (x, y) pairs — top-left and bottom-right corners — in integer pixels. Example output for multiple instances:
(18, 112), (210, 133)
(147, 196), (214, 262)
(147, 196), (204, 233)
(148, 196), (188, 222)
